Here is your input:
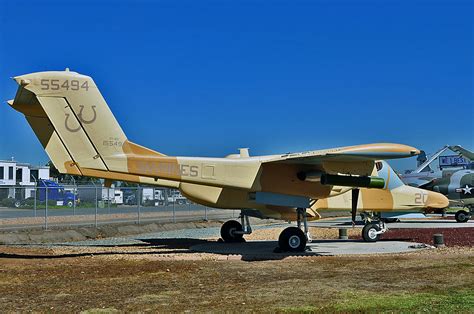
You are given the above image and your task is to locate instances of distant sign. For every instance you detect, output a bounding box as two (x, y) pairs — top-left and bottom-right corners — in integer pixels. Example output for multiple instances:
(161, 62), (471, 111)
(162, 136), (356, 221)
(439, 155), (469, 167)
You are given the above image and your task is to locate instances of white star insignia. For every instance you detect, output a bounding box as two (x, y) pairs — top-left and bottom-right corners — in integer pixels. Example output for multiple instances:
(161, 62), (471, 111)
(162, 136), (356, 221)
(460, 185), (473, 195)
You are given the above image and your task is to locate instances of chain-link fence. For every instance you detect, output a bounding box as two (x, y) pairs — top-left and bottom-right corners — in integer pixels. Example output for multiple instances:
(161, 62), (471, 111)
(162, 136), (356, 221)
(0, 185), (237, 230)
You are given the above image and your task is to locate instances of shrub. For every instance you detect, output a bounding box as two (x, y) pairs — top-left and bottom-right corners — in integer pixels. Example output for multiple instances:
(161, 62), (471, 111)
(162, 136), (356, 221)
(0, 198), (16, 208)
(143, 199), (156, 207)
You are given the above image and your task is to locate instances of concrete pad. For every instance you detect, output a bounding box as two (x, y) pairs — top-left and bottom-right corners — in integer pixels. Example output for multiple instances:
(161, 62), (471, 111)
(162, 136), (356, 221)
(191, 239), (428, 259)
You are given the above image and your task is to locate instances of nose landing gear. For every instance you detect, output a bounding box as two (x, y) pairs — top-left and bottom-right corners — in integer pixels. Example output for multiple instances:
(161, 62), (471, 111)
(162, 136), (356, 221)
(360, 213), (388, 242)
(362, 223), (385, 242)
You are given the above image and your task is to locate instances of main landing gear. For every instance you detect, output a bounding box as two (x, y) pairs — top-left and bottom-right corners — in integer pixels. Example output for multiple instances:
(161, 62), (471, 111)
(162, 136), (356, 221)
(220, 212), (252, 243)
(360, 213), (388, 242)
(278, 208), (311, 252)
(220, 208), (311, 252)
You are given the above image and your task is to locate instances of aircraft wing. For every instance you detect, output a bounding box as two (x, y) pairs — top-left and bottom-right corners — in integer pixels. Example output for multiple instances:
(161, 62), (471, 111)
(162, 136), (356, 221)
(265, 143), (419, 164)
(262, 143), (419, 176)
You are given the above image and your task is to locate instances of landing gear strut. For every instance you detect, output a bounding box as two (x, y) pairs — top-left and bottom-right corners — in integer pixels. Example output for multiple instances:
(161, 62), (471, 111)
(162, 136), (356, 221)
(220, 212), (253, 243)
(278, 208), (311, 252)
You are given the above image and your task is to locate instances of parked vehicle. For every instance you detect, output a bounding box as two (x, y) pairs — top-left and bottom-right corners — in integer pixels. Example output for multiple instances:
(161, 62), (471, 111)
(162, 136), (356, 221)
(120, 188), (189, 206)
(113, 190), (123, 205)
(36, 180), (78, 207)
(153, 188), (187, 205)
(167, 189), (188, 205)
(101, 188), (124, 205)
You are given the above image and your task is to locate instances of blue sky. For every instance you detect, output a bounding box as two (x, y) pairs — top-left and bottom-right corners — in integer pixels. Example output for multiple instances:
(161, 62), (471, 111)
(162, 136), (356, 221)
(0, 0), (472, 172)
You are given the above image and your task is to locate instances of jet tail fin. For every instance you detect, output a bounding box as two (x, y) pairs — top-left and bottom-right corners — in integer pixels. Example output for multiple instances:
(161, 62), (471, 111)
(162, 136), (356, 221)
(10, 69), (166, 180)
(449, 145), (474, 161)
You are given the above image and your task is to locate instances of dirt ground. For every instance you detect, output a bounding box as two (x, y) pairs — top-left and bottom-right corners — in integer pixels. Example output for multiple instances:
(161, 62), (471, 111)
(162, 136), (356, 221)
(0, 226), (473, 312)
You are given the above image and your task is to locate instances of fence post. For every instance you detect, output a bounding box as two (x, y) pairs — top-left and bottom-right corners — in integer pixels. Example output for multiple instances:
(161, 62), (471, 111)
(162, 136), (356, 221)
(44, 185), (48, 230)
(137, 187), (141, 225)
(73, 186), (76, 216)
(204, 206), (208, 221)
(187, 201), (190, 220)
(107, 188), (111, 214)
(34, 185), (37, 218)
(172, 201), (176, 223)
(71, 177), (77, 216)
(95, 186), (98, 228)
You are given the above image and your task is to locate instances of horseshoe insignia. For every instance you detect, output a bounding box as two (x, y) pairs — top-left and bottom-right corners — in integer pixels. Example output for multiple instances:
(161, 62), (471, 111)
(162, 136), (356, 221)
(77, 105), (97, 124)
(64, 113), (81, 132)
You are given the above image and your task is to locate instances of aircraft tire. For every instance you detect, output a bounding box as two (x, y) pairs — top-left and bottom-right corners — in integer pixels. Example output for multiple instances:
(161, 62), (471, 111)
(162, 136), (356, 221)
(220, 220), (244, 243)
(455, 210), (470, 223)
(278, 227), (307, 252)
(362, 224), (381, 242)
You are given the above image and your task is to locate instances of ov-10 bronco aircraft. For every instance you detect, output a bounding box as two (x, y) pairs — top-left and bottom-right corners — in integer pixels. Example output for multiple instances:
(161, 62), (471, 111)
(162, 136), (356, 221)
(8, 70), (448, 251)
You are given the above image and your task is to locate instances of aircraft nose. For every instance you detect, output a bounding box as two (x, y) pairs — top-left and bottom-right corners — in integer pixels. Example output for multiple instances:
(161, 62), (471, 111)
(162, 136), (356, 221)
(425, 191), (449, 209)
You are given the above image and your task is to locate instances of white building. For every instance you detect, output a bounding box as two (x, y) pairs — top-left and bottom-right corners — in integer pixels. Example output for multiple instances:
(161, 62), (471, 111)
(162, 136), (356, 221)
(0, 160), (50, 198)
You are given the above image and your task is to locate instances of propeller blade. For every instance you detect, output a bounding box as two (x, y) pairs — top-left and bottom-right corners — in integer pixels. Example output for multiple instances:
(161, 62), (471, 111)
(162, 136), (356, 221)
(351, 188), (360, 226)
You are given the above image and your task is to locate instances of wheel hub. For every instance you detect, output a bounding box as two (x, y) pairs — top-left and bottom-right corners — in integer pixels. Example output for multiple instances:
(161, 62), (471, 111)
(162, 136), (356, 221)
(368, 228), (377, 239)
(288, 235), (301, 248)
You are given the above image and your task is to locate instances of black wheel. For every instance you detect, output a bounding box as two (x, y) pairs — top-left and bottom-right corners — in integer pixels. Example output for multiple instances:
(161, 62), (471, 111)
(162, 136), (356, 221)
(455, 210), (470, 223)
(14, 200), (21, 208)
(362, 224), (381, 242)
(220, 220), (244, 243)
(66, 200), (74, 208)
(278, 227), (307, 252)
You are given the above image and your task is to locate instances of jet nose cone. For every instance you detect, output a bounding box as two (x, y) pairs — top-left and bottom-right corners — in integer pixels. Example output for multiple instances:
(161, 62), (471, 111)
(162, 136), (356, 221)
(426, 191), (449, 209)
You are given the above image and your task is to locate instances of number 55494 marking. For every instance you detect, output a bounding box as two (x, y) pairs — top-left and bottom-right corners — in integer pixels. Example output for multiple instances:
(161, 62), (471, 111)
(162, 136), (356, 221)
(40, 79), (89, 91)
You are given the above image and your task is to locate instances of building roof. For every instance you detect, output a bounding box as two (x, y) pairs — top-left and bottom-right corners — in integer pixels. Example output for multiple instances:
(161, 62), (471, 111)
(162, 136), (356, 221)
(0, 160), (49, 169)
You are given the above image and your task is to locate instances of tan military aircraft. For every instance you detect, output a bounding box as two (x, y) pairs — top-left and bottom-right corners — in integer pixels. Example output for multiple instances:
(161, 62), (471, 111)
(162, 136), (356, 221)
(8, 70), (448, 251)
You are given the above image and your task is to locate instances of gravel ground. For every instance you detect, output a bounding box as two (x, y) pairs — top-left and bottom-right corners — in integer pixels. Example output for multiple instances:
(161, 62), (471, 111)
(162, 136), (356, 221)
(6, 223), (361, 261)
(46, 223), (360, 246)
